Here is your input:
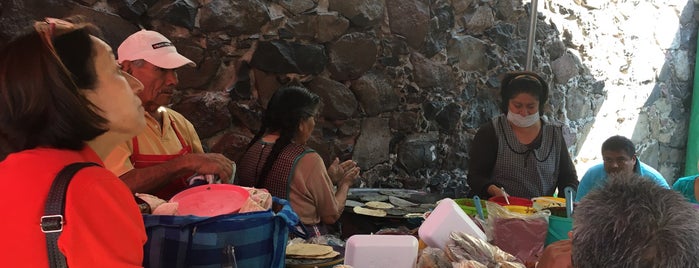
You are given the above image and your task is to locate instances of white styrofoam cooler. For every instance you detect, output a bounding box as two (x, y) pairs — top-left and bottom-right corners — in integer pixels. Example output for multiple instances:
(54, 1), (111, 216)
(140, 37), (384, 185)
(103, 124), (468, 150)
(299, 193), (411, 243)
(418, 198), (487, 249)
(344, 234), (418, 268)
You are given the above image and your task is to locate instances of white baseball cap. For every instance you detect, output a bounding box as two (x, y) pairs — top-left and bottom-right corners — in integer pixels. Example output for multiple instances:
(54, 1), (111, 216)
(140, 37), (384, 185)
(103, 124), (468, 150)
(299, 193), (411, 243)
(117, 29), (195, 69)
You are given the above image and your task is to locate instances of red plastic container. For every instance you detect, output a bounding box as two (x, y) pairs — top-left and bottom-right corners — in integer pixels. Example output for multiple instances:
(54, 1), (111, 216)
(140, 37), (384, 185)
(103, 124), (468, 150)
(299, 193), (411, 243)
(488, 196), (533, 207)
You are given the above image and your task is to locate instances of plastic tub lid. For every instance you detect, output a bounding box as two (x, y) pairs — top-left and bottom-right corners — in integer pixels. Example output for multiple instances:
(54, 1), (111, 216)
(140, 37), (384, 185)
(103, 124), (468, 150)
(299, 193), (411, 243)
(170, 184), (250, 217)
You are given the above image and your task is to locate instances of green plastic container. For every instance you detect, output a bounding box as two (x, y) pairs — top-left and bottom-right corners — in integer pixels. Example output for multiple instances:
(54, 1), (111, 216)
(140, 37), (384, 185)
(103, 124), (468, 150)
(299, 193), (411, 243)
(545, 214), (573, 246)
(453, 198), (488, 218)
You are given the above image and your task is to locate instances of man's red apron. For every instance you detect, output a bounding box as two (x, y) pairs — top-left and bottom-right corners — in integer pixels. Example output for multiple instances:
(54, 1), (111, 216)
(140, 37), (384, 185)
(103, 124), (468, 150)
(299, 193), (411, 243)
(130, 116), (192, 200)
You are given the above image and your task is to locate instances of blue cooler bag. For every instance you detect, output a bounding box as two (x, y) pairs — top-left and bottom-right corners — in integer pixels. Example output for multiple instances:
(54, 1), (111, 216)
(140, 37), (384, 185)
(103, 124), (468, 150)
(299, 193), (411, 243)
(142, 197), (300, 268)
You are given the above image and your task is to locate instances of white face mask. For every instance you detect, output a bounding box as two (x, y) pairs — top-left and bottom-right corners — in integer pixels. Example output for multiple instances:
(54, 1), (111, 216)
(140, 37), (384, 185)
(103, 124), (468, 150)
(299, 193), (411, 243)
(507, 111), (540, 127)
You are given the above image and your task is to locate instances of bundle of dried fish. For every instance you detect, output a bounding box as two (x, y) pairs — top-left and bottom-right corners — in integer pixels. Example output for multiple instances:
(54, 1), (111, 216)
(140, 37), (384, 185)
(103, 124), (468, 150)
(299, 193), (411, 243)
(445, 231), (524, 268)
(416, 247), (452, 268)
(451, 260), (487, 268)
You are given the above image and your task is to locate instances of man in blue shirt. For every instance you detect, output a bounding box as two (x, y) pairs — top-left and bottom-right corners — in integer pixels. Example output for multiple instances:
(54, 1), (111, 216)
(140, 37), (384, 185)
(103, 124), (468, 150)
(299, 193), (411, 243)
(575, 135), (668, 202)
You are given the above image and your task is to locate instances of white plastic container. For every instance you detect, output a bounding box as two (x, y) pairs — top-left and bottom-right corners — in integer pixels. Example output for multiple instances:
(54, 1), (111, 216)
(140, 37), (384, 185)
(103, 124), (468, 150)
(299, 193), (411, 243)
(418, 197), (487, 249)
(344, 234), (418, 268)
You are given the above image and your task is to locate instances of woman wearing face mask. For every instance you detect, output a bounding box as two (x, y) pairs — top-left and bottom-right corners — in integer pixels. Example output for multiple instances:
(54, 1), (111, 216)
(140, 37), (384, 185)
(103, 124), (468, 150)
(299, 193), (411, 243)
(466, 71), (578, 199)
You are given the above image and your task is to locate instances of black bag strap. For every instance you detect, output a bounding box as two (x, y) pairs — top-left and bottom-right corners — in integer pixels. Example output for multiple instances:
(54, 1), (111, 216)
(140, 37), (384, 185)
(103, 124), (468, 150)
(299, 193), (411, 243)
(42, 162), (99, 268)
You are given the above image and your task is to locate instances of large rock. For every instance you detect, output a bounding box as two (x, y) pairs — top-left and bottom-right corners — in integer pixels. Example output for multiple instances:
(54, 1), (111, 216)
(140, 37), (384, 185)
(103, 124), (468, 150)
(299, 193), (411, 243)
(551, 52), (580, 84)
(423, 4), (454, 57)
(199, 0), (269, 34)
(409, 52), (455, 89)
(350, 70), (400, 116)
(171, 92), (231, 139)
(484, 23), (516, 50)
(390, 111), (420, 133)
(447, 35), (489, 72)
(462, 5), (495, 35)
(286, 13), (350, 43)
(327, 32), (378, 80)
(353, 117), (391, 170)
(208, 129), (253, 163)
(565, 87), (593, 122)
(228, 99), (263, 132)
(149, 0), (198, 30)
(385, 0), (429, 49)
(328, 0), (385, 28)
(307, 76), (358, 120)
(397, 137), (438, 174)
(442, 132), (472, 171)
(178, 50), (219, 90)
(250, 40), (327, 74)
(274, 0), (316, 15)
(673, 50), (691, 81)
(435, 102), (463, 132)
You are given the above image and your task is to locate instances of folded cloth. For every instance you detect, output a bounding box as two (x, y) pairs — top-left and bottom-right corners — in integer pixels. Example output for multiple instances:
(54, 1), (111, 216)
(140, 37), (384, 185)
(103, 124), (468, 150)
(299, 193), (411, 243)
(135, 193), (178, 215)
(239, 187), (273, 213)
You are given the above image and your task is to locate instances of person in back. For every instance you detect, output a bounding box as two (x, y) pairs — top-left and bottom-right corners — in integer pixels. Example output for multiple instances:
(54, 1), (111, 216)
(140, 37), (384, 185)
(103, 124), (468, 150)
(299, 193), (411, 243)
(103, 29), (234, 200)
(0, 17), (146, 266)
(575, 135), (668, 202)
(467, 71), (578, 199)
(537, 173), (699, 267)
(236, 86), (360, 237)
(672, 160), (699, 204)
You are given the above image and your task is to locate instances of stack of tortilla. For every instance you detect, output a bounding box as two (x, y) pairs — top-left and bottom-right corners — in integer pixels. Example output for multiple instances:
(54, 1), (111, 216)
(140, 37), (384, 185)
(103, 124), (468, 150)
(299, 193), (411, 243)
(286, 243), (340, 260)
(349, 197), (430, 218)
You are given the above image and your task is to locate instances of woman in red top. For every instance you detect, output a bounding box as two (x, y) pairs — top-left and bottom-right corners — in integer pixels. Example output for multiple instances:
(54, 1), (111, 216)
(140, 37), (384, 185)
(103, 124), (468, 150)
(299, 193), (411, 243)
(0, 17), (147, 266)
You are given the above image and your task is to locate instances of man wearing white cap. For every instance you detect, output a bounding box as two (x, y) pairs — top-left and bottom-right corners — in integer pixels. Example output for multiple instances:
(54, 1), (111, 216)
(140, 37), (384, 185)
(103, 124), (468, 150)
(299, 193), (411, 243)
(104, 29), (234, 200)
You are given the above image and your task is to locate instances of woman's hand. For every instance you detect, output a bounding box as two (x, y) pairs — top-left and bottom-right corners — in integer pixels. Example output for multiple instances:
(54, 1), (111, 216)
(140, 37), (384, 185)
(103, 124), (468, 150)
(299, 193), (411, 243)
(338, 166), (361, 187)
(487, 185), (506, 197)
(328, 158), (358, 184)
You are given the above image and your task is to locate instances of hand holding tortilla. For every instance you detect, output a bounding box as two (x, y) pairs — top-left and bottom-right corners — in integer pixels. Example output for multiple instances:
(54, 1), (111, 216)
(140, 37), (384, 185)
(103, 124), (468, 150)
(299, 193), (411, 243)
(328, 158), (359, 184)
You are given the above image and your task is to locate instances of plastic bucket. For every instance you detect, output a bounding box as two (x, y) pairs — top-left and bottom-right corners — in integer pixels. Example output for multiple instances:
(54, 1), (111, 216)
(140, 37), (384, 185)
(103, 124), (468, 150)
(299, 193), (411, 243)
(545, 207), (573, 245)
(453, 198), (488, 218)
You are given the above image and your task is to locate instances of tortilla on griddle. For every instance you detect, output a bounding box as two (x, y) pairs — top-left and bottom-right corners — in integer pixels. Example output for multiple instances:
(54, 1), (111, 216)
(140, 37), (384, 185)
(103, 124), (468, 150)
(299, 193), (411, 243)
(379, 190), (412, 199)
(359, 194), (389, 202)
(419, 203), (436, 209)
(353, 206), (387, 217)
(344, 199), (365, 208)
(385, 208), (407, 216)
(288, 250), (340, 260)
(365, 201), (394, 209)
(389, 196), (417, 207)
(402, 206), (429, 213)
(286, 243), (333, 257)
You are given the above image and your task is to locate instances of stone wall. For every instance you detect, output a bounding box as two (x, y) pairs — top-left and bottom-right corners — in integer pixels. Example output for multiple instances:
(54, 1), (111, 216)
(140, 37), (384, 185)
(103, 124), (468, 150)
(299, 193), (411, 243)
(1, 0), (696, 196)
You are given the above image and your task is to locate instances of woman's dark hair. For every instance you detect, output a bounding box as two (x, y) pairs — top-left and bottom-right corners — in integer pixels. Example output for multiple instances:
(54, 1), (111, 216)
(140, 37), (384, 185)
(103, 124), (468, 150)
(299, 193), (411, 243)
(499, 71), (549, 115)
(601, 135), (636, 158)
(245, 86), (320, 188)
(0, 18), (107, 160)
